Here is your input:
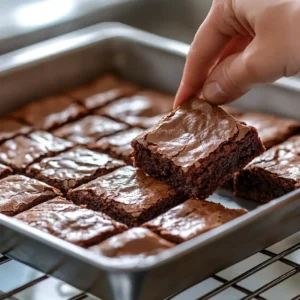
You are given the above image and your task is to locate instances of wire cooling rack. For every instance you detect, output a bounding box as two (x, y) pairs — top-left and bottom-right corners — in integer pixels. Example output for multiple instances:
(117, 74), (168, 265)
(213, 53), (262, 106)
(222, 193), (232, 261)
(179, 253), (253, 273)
(2, 231), (300, 300)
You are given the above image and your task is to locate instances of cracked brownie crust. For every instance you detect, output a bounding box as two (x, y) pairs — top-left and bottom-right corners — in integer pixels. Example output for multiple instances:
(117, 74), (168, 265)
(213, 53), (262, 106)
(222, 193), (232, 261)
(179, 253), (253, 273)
(132, 98), (265, 199)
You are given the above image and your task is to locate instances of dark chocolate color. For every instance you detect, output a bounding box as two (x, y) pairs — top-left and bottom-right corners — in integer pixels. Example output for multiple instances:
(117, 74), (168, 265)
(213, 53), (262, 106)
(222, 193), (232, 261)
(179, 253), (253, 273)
(143, 199), (247, 243)
(27, 147), (125, 192)
(0, 118), (31, 142)
(15, 197), (127, 247)
(68, 165), (183, 227)
(52, 115), (128, 144)
(0, 175), (61, 216)
(234, 135), (300, 202)
(88, 128), (144, 164)
(0, 131), (73, 172)
(132, 98), (265, 199)
(89, 227), (174, 261)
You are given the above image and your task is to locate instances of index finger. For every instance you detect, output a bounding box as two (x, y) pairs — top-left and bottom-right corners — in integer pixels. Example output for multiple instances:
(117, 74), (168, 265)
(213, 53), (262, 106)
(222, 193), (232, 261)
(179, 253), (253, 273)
(174, 6), (232, 108)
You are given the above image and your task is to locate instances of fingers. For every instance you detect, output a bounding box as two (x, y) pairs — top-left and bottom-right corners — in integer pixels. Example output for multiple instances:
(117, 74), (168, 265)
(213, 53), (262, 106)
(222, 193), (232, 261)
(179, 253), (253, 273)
(203, 40), (282, 105)
(174, 7), (232, 108)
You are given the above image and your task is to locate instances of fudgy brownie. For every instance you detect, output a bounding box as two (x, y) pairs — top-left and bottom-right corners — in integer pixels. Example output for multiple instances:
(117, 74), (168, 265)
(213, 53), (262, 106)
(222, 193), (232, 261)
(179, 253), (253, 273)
(15, 197), (127, 247)
(234, 135), (300, 202)
(81, 82), (138, 111)
(27, 147), (125, 192)
(0, 163), (13, 179)
(0, 175), (61, 216)
(67, 74), (121, 100)
(12, 95), (87, 130)
(52, 115), (128, 144)
(89, 227), (174, 260)
(237, 112), (300, 149)
(143, 199), (247, 243)
(96, 90), (174, 128)
(132, 98), (265, 199)
(68, 165), (183, 227)
(0, 131), (73, 172)
(0, 118), (31, 142)
(88, 128), (145, 164)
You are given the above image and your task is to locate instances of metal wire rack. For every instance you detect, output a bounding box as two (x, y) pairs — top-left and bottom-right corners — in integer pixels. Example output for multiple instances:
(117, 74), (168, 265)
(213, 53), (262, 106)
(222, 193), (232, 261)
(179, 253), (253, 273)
(2, 232), (300, 300)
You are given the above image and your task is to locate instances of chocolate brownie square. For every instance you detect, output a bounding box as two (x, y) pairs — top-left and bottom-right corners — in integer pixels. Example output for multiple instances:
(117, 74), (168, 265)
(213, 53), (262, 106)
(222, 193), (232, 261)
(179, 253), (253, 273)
(0, 131), (73, 172)
(96, 90), (173, 128)
(68, 165), (183, 227)
(88, 128), (144, 164)
(12, 95), (87, 130)
(89, 227), (174, 260)
(52, 115), (128, 144)
(27, 147), (125, 192)
(234, 135), (300, 202)
(132, 98), (264, 199)
(0, 163), (13, 179)
(0, 175), (61, 216)
(237, 112), (300, 149)
(0, 118), (31, 142)
(67, 74), (121, 100)
(143, 199), (247, 243)
(80, 82), (138, 111)
(15, 197), (127, 247)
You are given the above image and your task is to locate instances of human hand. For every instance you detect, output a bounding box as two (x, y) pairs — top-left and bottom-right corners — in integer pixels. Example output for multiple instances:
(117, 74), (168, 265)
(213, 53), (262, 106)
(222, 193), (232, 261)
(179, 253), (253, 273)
(174, 0), (300, 108)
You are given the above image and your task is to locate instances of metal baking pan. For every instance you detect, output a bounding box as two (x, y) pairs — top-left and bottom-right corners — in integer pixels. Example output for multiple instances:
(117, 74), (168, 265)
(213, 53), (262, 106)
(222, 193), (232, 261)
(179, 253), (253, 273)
(0, 23), (300, 300)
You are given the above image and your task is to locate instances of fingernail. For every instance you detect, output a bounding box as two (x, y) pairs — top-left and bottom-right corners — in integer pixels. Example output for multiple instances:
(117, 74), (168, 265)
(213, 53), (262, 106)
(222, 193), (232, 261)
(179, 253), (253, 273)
(203, 81), (228, 105)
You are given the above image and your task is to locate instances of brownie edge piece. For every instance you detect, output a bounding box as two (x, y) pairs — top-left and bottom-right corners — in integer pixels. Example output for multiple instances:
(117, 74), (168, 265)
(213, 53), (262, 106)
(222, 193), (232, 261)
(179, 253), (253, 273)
(15, 197), (128, 247)
(68, 165), (183, 227)
(89, 227), (174, 261)
(143, 199), (247, 243)
(0, 175), (61, 216)
(234, 135), (300, 202)
(132, 98), (265, 199)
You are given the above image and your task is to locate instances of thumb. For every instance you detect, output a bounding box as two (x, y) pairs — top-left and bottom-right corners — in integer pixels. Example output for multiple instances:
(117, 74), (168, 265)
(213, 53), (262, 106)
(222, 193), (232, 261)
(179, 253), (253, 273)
(203, 43), (279, 105)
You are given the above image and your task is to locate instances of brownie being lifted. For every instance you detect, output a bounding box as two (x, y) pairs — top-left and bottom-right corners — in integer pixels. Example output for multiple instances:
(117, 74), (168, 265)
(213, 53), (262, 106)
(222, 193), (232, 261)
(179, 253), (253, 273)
(15, 197), (127, 247)
(68, 165), (183, 227)
(234, 135), (300, 202)
(143, 199), (247, 243)
(132, 98), (264, 199)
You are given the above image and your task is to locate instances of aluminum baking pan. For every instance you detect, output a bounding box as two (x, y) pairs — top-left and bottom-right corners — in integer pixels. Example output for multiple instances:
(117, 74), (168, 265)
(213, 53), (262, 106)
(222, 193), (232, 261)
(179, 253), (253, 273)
(0, 23), (300, 300)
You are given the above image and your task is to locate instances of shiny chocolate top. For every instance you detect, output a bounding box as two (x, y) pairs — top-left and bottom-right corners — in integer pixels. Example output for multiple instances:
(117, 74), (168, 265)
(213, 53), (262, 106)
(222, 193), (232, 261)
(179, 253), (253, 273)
(53, 115), (128, 144)
(143, 199), (247, 243)
(89, 227), (174, 259)
(0, 118), (31, 142)
(0, 175), (61, 216)
(135, 98), (251, 169)
(13, 95), (87, 130)
(15, 197), (127, 247)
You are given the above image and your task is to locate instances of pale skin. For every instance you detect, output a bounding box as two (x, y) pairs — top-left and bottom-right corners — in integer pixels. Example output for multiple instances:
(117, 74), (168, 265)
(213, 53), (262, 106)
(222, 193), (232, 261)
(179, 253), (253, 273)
(174, 0), (300, 108)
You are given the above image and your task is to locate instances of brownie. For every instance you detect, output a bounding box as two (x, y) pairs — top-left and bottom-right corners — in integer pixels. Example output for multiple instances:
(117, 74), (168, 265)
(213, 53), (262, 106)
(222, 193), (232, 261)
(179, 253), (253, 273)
(52, 115), (128, 144)
(68, 165), (183, 227)
(237, 112), (300, 149)
(88, 128), (145, 164)
(96, 90), (174, 128)
(12, 95), (87, 130)
(80, 82), (138, 111)
(15, 197), (128, 247)
(0, 131), (73, 172)
(234, 135), (300, 202)
(0, 175), (61, 216)
(0, 118), (31, 143)
(132, 98), (265, 199)
(67, 74), (121, 100)
(0, 163), (13, 179)
(27, 147), (125, 192)
(143, 199), (247, 243)
(89, 227), (174, 261)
